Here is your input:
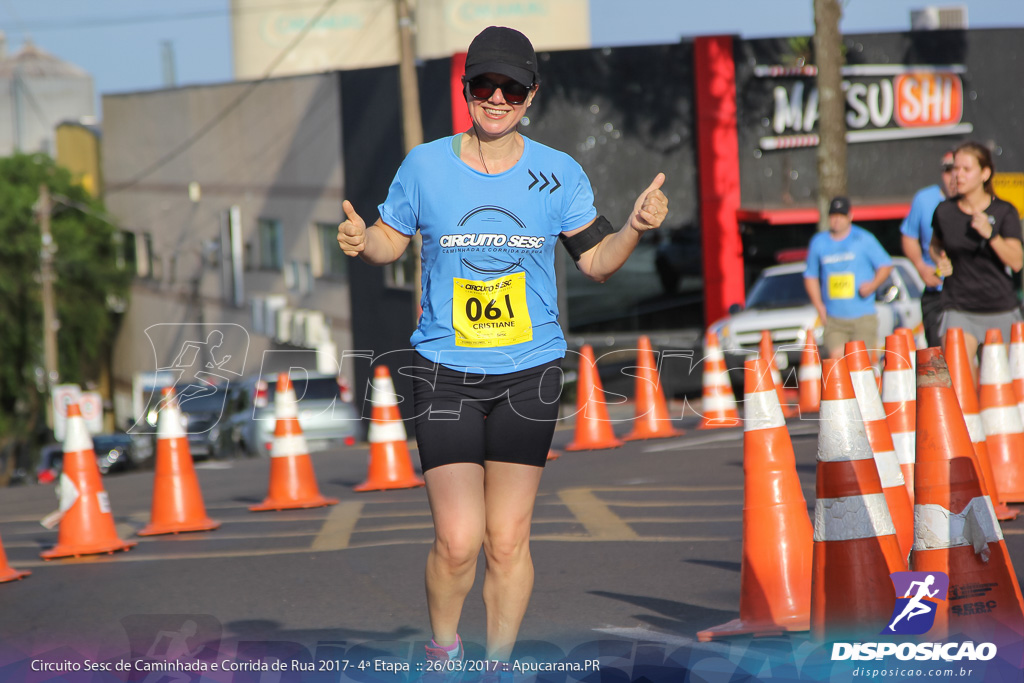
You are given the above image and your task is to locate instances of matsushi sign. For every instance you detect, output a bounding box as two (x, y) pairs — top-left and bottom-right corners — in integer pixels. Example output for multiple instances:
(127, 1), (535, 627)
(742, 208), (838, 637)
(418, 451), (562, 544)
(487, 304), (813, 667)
(758, 64), (974, 151)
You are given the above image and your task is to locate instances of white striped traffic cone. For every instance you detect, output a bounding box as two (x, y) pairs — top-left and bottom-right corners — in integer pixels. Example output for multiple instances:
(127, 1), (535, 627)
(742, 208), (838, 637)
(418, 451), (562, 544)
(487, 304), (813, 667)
(979, 330), (1024, 504)
(881, 332), (916, 506)
(699, 331), (740, 429)
(355, 365), (424, 491)
(845, 341), (914, 561)
(251, 373), (339, 511)
(810, 358), (907, 641)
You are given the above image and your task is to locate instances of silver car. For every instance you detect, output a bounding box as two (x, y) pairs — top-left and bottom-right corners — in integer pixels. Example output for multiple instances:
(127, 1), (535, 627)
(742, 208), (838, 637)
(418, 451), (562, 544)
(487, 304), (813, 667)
(221, 373), (359, 457)
(708, 256), (926, 369)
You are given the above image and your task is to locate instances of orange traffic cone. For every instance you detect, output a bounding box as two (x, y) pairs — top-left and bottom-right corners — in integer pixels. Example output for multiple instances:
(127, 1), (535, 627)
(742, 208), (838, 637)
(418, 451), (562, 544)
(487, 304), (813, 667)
(845, 341), (914, 561)
(898, 327), (917, 372)
(810, 358), (907, 641)
(40, 403), (136, 559)
(946, 328), (1018, 521)
(698, 331), (741, 429)
(759, 331), (795, 417)
(546, 449), (561, 461)
(978, 329), (1024, 503)
(0, 534), (29, 582)
(797, 329), (821, 415)
(697, 358), (812, 641)
(625, 335), (682, 439)
(138, 387), (220, 535)
(1009, 321), (1024, 422)
(881, 333), (916, 507)
(912, 348), (1024, 644)
(355, 365), (425, 492)
(565, 345), (624, 451)
(251, 373), (340, 510)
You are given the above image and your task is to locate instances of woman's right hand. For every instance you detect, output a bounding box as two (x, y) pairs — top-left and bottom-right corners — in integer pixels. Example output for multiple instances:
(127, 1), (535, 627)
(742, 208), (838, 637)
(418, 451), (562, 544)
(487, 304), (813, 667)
(338, 200), (366, 257)
(935, 250), (953, 277)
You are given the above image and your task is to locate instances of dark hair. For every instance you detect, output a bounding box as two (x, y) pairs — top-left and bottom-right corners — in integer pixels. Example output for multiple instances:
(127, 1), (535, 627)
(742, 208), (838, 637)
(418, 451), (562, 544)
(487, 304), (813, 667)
(954, 141), (996, 197)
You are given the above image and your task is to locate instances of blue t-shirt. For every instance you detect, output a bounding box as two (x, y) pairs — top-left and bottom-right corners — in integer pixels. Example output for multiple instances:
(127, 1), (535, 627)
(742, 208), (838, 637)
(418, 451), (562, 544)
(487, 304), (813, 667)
(899, 184), (945, 290)
(379, 135), (597, 374)
(804, 225), (893, 319)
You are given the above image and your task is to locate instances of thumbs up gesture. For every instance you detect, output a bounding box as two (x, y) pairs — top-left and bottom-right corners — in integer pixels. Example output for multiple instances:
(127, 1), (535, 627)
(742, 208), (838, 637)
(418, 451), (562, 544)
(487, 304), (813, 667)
(630, 173), (668, 233)
(337, 200), (366, 257)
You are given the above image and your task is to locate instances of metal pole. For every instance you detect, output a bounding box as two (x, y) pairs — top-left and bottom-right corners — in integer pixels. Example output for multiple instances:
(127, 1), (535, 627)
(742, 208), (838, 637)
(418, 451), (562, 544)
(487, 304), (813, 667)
(38, 183), (59, 427)
(396, 0), (424, 318)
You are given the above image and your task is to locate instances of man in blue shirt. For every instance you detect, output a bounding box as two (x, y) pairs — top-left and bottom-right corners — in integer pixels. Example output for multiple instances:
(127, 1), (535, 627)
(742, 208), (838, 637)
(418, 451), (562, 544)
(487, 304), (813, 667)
(901, 151), (956, 347)
(804, 196), (894, 359)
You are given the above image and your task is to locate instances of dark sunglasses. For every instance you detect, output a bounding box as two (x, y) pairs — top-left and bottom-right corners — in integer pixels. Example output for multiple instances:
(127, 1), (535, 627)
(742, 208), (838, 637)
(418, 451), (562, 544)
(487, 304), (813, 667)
(464, 76), (532, 105)
(942, 164), (954, 172)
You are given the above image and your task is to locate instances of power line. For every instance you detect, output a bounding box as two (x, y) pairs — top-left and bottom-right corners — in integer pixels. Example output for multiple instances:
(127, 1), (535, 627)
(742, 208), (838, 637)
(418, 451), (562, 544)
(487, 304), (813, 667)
(106, 0), (341, 195)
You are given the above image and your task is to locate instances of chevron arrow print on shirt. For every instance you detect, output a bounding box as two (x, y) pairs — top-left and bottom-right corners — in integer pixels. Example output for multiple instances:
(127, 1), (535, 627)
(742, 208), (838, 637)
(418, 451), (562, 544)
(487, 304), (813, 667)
(527, 170), (562, 194)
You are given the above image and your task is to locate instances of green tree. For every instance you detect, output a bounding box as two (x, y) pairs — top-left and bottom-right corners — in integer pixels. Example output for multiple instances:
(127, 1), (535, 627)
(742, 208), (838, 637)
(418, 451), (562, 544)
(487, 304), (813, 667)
(0, 153), (130, 476)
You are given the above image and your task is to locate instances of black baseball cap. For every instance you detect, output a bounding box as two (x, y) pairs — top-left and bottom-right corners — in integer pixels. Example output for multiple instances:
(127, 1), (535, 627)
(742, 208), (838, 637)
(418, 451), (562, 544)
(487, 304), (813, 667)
(464, 26), (538, 87)
(828, 196), (851, 215)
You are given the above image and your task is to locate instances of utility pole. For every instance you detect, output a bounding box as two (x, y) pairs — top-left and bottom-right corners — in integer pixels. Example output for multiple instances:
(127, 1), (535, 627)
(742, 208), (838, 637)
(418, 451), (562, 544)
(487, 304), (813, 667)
(37, 183), (59, 426)
(813, 0), (848, 231)
(396, 0), (424, 318)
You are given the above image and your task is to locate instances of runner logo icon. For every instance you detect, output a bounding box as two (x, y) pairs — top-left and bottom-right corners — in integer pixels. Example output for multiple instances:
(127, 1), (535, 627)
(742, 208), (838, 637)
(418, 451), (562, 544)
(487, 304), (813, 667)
(882, 571), (949, 635)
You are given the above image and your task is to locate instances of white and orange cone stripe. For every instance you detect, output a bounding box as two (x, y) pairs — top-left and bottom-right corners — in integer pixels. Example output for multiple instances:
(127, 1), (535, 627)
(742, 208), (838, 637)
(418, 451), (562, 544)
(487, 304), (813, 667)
(797, 329), (821, 414)
(815, 369), (898, 540)
(699, 332), (740, 428)
(979, 330), (1024, 503)
(1009, 322), (1024, 423)
(881, 333), (916, 505)
(270, 380), (309, 458)
(846, 341), (914, 560)
(367, 370), (409, 445)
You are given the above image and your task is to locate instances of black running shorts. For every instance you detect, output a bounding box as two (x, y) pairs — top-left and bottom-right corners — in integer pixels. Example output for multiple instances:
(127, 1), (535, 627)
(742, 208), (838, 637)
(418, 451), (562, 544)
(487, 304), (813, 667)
(410, 352), (563, 472)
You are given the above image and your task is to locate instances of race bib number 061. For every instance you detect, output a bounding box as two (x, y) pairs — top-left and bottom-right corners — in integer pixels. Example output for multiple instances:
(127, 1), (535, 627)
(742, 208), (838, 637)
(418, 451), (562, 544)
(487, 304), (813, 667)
(452, 272), (532, 348)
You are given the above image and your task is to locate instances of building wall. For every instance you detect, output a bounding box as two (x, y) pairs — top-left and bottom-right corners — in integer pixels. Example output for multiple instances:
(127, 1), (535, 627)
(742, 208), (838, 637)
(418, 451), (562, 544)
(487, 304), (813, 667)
(103, 73), (352, 424)
(0, 74), (94, 155)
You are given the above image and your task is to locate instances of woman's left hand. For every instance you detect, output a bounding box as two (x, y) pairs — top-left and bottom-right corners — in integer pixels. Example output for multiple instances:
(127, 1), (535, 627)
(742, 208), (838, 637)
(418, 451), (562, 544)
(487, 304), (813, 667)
(970, 211), (994, 240)
(630, 173), (668, 233)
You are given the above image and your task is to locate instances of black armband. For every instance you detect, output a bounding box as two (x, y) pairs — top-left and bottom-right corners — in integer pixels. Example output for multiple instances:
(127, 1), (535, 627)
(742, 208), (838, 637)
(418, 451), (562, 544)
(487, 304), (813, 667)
(559, 216), (615, 262)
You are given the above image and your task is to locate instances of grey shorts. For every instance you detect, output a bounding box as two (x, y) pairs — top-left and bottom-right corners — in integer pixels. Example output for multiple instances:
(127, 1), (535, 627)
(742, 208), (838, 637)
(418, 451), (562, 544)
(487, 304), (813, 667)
(939, 308), (1023, 346)
(823, 313), (878, 357)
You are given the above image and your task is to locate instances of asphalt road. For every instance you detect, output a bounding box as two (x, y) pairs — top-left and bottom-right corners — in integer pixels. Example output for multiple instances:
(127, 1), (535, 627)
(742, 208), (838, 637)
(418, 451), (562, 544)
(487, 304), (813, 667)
(1, 412), (1022, 683)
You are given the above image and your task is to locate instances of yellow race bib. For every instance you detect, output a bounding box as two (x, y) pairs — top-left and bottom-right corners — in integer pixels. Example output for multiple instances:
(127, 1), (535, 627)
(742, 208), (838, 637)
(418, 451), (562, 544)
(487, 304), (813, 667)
(452, 272), (532, 348)
(828, 272), (856, 300)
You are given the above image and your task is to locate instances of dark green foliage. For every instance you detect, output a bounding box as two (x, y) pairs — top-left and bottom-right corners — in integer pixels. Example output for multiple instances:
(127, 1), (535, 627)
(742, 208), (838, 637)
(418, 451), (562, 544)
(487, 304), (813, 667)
(0, 153), (129, 441)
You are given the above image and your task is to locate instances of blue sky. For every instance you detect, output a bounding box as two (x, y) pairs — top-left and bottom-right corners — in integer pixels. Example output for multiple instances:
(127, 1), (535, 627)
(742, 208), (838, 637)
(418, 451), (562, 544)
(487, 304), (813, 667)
(1, 0), (1022, 118)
